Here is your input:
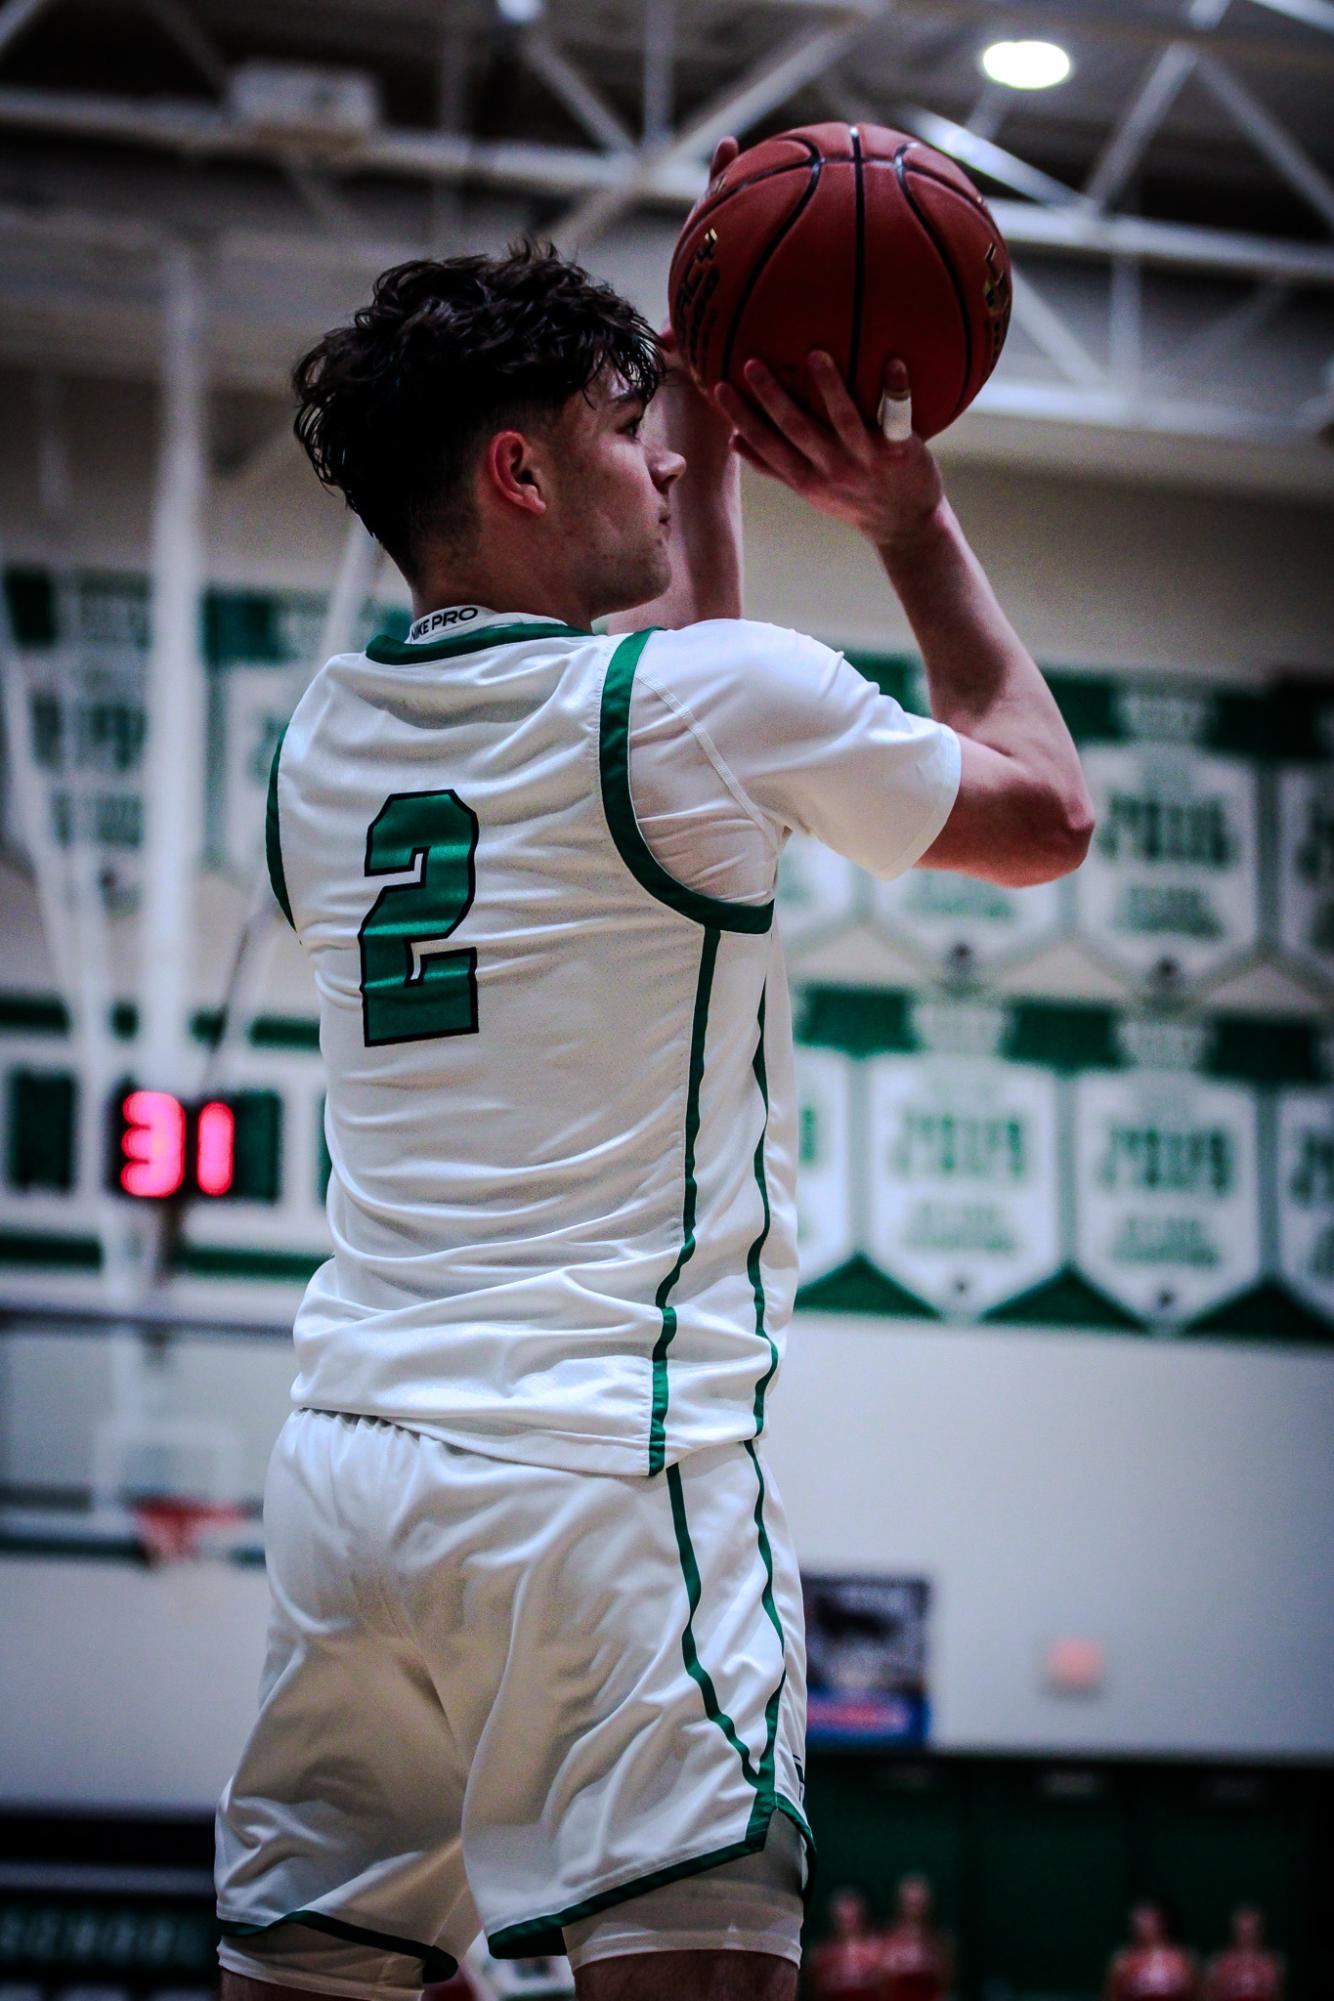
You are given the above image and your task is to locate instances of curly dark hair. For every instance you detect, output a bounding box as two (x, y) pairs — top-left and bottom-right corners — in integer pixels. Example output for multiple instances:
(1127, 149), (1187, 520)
(292, 245), (664, 577)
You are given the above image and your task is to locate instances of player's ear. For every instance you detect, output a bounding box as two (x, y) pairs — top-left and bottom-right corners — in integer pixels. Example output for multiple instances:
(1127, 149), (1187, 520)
(482, 429), (548, 518)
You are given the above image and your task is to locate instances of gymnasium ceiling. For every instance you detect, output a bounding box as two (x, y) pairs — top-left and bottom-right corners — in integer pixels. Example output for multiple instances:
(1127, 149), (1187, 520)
(1, 0), (1333, 494)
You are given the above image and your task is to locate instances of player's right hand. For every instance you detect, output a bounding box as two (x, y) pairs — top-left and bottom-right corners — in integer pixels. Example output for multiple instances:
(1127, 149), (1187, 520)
(714, 351), (946, 552)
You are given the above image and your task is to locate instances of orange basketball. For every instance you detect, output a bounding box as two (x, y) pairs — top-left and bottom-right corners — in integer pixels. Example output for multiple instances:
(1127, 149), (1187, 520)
(669, 121), (1012, 441)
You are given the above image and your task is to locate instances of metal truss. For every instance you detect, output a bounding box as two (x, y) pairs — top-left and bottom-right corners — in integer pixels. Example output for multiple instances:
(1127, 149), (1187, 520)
(0, 0), (1331, 470)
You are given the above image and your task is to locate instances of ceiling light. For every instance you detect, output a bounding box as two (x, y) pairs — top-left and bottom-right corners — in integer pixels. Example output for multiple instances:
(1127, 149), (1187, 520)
(980, 39), (1072, 89)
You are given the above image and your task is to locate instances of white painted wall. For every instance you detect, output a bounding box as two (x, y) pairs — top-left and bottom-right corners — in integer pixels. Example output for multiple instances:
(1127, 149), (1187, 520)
(1, 367), (1333, 1811)
(767, 1315), (1334, 1758)
(4, 370), (1334, 670)
(2, 1312), (1332, 1813)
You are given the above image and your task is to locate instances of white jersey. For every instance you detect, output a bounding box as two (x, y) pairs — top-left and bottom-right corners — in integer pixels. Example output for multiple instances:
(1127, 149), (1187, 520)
(269, 606), (958, 1476)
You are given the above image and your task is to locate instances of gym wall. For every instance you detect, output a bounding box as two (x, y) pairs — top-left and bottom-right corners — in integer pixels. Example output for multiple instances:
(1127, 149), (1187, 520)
(0, 365), (1332, 1814)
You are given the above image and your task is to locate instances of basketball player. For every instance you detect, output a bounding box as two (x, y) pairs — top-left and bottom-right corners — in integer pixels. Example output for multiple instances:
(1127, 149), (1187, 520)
(1105, 1904), (1199, 2001)
(1205, 1909), (1283, 2001)
(878, 1874), (952, 2001)
(214, 137), (1094, 2001)
(808, 1889), (885, 2000)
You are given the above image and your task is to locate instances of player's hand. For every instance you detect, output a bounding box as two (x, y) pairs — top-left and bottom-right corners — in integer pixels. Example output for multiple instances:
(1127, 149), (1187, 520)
(650, 138), (741, 474)
(714, 352), (945, 550)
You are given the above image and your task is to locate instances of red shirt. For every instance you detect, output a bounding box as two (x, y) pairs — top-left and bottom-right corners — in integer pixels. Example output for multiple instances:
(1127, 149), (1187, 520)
(880, 1923), (950, 2001)
(810, 1935), (888, 2000)
(1111, 1947), (1198, 2001)
(1208, 1951), (1282, 2001)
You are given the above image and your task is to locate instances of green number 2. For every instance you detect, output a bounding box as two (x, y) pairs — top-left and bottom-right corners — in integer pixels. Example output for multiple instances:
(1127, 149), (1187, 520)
(358, 789), (480, 1047)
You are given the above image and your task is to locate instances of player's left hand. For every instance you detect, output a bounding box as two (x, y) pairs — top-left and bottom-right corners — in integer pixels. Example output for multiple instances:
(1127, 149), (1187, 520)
(714, 352), (945, 550)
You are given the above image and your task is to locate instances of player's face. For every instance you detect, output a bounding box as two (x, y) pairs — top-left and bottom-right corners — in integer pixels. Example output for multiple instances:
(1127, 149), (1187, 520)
(899, 1877), (931, 1923)
(550, 370), (684, 617)
(1132, 1906), (1166, 1946)
(831, 1889), (868, 1937)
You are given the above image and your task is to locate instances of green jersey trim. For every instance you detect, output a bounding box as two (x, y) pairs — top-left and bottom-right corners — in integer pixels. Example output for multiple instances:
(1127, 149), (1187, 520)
(668, 1456), (765, 1787)
(487, 1797), (811, 1959)
(746, 986), (779, 1437)
(666, 1444), (789, 1844)
(599, 628), (774, 935)
(365, 620), (588, 664)
(218, 1909), (457, 1982)
(648, 925), (718, 1475)
(265, 725), (294, 929)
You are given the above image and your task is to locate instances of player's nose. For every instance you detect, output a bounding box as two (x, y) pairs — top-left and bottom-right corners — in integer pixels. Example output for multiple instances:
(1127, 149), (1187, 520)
(654, 448), (686, 490)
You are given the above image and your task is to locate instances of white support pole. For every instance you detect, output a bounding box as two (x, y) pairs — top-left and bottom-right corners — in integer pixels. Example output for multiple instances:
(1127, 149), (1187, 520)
(1109, 252), (1143, 392)
(140, 239), (207, 1099)
(202, 514), (381, 1104)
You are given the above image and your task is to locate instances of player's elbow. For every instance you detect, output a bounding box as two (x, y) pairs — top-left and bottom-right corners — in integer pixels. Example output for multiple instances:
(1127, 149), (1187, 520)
(1000, 783), (1095, 886)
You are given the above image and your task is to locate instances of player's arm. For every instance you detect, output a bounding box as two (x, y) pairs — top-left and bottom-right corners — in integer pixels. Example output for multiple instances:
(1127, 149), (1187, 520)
(716, 354), (1094, 888)
(609, 145), (743, 634)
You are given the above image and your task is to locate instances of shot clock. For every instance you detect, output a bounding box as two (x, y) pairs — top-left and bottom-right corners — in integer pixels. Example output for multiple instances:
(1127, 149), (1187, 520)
(108, 1085), (282, 1202)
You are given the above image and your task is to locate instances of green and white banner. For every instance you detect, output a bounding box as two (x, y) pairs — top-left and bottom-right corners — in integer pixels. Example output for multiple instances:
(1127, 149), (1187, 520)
(1075, 742), (1261, 984)
(1, 565), (1330, 1344)
(792, 988), (1331, 1338)
(865, 1049), (1062, 1315)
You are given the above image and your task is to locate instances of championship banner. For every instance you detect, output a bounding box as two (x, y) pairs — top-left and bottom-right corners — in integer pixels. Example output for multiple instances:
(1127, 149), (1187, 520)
(777, 833), (861, 949)
(1276, 1080), (1334, 1320)
(870, 865), (1064, 979)
(796, 987), (1331, 1340)
(793, 1045), (857, 1284)
(0, 566), (408, 890)
(1277, 764), (1334, 988)
(864, 1045), (1062, 1317)
(1073, 1065), (1261, 1325)
(1, 563), (1330, 1345)
(1, 571), (149, 906)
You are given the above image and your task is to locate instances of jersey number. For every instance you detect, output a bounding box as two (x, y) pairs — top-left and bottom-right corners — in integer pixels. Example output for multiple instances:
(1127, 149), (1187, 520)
(358, 790), (480, 1046)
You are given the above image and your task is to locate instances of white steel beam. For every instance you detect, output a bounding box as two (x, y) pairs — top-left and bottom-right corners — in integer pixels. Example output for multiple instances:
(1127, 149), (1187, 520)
(139, 0), (228, 92)
(1083, 42), (1198, 209)
(1297, 358), (1334, 431)
(896, 104), (1092, 208)
(0, 0), (56, 59)
(1243, 0), (1334, 31)
(555, 12), (874, 248)
(1195, 53), (1334, 231)
(1158, 280), (1291, 381)
(985, 200), (1334, 285)
(973, 376), (1307, 442)
(522, 31), (635, 154)
(136, 0), (359, 241)
(1008, 269), (1107, 386)
(2, 87), (1334, 287)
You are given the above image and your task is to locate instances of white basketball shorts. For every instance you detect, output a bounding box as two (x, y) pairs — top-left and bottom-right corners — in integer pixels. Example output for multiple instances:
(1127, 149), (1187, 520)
(215, 1409), (811, 1988)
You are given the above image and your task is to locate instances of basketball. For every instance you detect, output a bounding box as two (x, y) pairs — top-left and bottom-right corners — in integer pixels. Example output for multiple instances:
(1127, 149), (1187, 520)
(669, 121), (1013, 440)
